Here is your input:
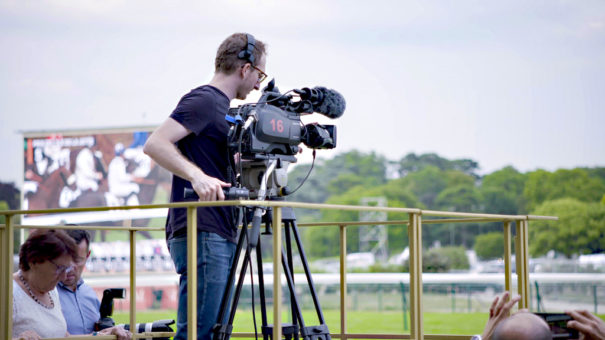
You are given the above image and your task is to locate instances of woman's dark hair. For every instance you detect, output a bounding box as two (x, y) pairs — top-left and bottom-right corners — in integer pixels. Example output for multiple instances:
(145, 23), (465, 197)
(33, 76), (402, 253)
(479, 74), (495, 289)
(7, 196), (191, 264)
(19, 229), (78, 271)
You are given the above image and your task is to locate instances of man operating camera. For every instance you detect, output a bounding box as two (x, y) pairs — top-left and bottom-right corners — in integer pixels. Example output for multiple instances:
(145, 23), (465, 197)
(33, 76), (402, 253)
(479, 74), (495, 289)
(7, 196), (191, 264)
(143, 32), (268, 340)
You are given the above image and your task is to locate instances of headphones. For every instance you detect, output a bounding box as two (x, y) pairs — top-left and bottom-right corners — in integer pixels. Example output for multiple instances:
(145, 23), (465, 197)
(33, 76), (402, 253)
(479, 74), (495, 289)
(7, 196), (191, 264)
(237, 33), (256, 65)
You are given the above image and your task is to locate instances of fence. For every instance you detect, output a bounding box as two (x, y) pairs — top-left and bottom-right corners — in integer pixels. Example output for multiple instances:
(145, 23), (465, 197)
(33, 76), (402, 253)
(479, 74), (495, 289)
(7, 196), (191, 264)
(1, 200), (557, 340)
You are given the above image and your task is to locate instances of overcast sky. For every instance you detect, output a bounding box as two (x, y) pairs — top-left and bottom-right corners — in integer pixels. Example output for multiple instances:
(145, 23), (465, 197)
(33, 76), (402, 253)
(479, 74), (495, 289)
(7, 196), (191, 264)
(1, 0), (604, 184)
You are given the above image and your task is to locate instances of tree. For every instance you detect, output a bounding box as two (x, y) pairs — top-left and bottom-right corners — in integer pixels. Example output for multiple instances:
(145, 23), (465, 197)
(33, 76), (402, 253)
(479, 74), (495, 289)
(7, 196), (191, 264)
(480, 187), (519, 215)
(378, 164), (477, 203)
(432, 184), (483, 247)
(522, 169), (551, 211)
(443, 170), (477, 188)
(398, 153), (479, 178)
(326, 173), (369, 195)
(0, 181), (20, 209)
(399, 166), (446, 208)
(398, 153), (448, 175)
(480, 166), (527, 212)
(451, 159), (480, 178)
(285, 149), (605, 260)
(288, 150), (388, 205)
(0, 201), (8, 224)
(524, 169), (605, 211)
(583, 167), (605, 187)
(435, 185), (481, 212)
(0, 182), (19, 249)
(530, 198), (605, 257)
(303, 181), (420, 258)
(474, 232), (505, 260)
(482, 166), (526, 194)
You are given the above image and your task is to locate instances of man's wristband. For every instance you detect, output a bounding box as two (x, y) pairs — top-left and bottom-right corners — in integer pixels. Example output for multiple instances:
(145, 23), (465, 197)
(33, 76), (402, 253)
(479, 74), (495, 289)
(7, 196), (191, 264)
(470, 335), (482, 340)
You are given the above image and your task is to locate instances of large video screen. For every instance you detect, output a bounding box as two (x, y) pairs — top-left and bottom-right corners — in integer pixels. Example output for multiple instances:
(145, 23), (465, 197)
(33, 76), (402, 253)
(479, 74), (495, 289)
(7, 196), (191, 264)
(22, 130), (172, 224)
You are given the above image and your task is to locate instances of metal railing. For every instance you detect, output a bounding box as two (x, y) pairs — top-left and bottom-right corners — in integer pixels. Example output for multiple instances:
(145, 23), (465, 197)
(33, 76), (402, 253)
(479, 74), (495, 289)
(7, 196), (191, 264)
(1, 200), (557, 340)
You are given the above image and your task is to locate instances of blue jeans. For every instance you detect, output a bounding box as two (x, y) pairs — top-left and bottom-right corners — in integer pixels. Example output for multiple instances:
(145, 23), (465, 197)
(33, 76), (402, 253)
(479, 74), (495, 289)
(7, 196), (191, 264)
(168, 231), (236, 340)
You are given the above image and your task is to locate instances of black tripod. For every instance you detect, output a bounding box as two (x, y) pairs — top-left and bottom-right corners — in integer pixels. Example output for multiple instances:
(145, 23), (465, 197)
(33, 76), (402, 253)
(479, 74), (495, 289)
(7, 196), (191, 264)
(212, 203), (331, 340)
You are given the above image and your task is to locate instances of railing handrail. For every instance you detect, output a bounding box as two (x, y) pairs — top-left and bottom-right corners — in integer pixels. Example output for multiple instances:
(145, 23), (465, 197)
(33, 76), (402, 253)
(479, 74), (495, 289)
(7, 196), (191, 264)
(1, 199), (557, 221)
(1, 200), (557, 340)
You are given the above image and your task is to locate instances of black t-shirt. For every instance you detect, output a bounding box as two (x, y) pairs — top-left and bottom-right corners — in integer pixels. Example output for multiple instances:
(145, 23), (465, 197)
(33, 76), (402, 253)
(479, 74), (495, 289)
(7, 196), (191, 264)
(165, 85), (236, 242)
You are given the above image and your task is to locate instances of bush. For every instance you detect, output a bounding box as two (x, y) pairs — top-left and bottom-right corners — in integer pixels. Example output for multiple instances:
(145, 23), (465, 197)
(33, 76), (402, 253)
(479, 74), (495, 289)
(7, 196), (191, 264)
(367, 263), (405, 273)
(403, 246), (469, 273)
(474, 232), (505, 260)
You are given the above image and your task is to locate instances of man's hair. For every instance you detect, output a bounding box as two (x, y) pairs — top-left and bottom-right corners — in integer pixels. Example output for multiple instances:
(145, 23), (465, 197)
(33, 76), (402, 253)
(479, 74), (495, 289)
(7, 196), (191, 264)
(65, 229), (91, 248)
(215, 33), (266, 74)
(493, 313), (552, 340)
(19, 229), (78, 271)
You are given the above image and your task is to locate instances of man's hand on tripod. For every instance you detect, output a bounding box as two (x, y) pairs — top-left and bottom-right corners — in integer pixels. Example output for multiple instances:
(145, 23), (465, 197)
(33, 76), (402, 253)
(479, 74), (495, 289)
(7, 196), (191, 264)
(192, 173), (231, 201)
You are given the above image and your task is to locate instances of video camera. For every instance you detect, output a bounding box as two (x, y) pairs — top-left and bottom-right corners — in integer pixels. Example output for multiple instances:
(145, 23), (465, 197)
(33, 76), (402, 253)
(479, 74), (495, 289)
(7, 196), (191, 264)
(227, 80), (344, 198)
(227, 79), (344, 159)
(94, 288), (174, 340)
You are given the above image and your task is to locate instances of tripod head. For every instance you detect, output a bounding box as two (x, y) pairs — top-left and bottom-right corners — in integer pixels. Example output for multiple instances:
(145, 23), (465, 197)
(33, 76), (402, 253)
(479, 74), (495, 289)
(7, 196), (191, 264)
(238, 154), (296, 199)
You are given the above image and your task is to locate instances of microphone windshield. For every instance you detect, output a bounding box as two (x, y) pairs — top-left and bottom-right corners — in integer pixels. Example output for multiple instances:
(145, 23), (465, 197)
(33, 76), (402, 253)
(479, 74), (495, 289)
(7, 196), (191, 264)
(316, 87), (346, 119)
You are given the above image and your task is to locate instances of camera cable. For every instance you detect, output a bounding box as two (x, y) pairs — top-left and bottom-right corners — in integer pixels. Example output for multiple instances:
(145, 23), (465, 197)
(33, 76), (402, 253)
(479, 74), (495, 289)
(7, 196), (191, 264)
(285, 149), (316, 196)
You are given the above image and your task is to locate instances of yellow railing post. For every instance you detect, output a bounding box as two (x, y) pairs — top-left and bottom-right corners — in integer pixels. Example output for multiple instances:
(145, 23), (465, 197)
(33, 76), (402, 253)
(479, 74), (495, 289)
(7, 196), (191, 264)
(520, 219), (530, 308)
(129, 229), (136, 331)
(408, 213), (423, 340)
(515, 221), (521, 299)
(273, 206), (283, 340)
(523, 219), (531, 308)
(2, 214), (14, 340)
(187, 206), (198, 340)
(503, 221), (512, 294)
(339, 224), (347, 340)
(515, 220), (530, 309)
(1, 219), (5, 338)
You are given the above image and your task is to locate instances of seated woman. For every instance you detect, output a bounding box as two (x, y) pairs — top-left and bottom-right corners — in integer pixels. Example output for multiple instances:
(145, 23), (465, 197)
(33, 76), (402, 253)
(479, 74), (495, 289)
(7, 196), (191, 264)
(12, 229), (131, 340)
(12, 229), (77, 339)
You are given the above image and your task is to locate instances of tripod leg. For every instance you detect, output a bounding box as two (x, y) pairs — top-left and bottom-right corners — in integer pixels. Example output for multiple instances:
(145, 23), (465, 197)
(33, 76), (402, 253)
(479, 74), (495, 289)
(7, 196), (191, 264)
(255, 235), (270, 340)
(216, 227), (246, 325)
(286, 219), (332, 340)
(290, 220), (326, 325)
(213, 215), (255, 340)
(213, 248), (252, 340)
(227, 245), (252, 325)
(284, 222), (300, 340)
(280, 245), (306, 330)
(253, 205), (330, 340)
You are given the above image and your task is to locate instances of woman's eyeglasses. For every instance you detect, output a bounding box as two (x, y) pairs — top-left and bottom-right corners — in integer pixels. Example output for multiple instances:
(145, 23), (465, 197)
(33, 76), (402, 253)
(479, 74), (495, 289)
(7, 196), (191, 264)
(49, 259), (75, 275)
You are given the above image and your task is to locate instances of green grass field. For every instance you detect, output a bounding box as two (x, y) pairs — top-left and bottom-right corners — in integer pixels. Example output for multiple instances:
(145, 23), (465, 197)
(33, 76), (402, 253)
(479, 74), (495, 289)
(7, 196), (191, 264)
(113, 309), (488, 336)
(113, 309), (605, 337)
